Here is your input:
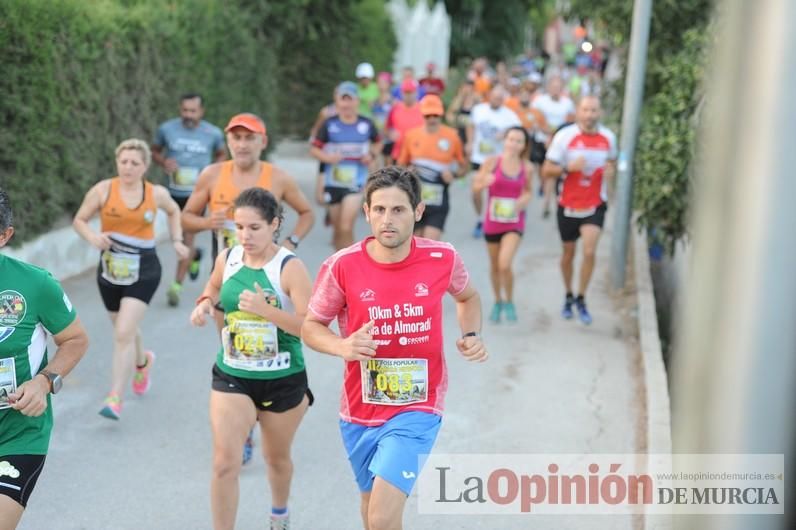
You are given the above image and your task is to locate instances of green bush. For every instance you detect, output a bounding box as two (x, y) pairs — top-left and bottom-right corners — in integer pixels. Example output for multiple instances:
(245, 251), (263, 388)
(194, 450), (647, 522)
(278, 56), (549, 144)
(567, 0), (713, 252)
(635, 29), (708, 251)
(0, 0), (394, 244)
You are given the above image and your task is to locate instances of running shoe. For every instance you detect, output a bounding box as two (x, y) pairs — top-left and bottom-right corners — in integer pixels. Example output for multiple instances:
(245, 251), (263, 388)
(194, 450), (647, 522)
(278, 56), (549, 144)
(575, 297), (592, 325)
(99, 394), (122, 420)
(242, 428), (254, 465)
(503, 301), (517, 322)
(542, 207), (551, 219)
(188, 248), (203, 281)
(488, 302), (502, 323)
(270, 513), (289, 530)
(561, 294), (575, 320)
(472, 221), (483, 239)
(132, 350), (155, 396)
(166, 281), (182, 307)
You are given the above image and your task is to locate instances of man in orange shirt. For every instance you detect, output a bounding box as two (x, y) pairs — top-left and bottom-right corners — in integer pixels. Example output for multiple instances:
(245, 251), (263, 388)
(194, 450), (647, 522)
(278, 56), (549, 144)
(397, 95), (466, 240)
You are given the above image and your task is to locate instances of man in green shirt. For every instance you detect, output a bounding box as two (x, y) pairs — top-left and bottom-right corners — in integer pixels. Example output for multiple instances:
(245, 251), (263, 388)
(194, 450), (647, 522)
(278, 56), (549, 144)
(356, 62), (379, 118)
(0, 188), (89, 529)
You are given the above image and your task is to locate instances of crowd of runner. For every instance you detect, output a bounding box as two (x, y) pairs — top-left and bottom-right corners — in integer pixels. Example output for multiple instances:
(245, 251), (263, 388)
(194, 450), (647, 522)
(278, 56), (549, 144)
(1, 41), (615, 530)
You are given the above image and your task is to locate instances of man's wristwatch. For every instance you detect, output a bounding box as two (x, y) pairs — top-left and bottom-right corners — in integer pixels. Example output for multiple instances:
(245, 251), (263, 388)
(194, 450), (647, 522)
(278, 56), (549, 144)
(286, 235), (300, 248)
(38, 370), (63, 394)
(462, 331), (480, 339)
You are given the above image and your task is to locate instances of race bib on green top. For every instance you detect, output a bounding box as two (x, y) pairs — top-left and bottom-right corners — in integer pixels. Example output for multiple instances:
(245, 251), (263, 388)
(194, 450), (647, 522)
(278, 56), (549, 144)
(361, 358), (428, 406)
(222, 311), (288, 371)
(101, 251), (141, 285)
(0, 357), (17, 410)
(488, 197), (519, 223)
(421, 182), (445, 207)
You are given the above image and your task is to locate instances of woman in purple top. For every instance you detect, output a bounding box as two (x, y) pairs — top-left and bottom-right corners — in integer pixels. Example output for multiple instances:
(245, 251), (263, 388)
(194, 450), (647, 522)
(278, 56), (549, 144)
(472, 126), (533, 323)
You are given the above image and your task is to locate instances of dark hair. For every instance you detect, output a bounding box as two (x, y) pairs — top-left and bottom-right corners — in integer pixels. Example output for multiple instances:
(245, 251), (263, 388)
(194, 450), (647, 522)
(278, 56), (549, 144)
(180, 93), (204, 106)
(365, 166), (422, 210)
(233, 188), (284, 240)
(0, 188), (12, 231)
(505, 126), (531, 160)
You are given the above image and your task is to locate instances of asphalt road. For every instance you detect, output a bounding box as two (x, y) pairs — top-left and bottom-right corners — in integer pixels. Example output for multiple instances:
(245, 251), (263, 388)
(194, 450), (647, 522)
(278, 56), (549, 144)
(19, 145), (642, 530)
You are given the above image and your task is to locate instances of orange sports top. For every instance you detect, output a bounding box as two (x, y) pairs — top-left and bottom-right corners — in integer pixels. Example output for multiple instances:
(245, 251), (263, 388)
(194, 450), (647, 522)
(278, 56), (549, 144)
(100, 178), (157, 246)
(209, 160), (273, 219)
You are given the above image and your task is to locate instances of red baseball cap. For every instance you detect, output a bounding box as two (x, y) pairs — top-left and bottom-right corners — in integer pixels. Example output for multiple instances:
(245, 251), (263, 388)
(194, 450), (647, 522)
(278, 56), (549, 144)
(225, 113), (266, 135)
(400, 79), (419, 93)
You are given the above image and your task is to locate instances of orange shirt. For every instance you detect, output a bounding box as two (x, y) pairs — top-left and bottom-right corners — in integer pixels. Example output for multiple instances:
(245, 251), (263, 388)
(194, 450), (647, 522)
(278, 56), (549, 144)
(209, 160), (273, 219)
(100, 178), (157, 245)
(474, 75), (491, 100)
(397, 125), (464, 170)
(505, 98), (547, 132)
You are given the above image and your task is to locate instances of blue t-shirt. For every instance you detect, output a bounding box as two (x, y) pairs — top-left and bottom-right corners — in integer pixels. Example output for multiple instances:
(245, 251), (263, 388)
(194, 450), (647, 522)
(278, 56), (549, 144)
(313, 116), (379, 191)
(391, 85), (427, 101)
(153, 118), (225, 197)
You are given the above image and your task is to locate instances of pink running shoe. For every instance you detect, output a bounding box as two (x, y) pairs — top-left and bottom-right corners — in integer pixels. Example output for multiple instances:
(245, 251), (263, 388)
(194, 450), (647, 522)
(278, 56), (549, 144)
(132, 350), (156, 396)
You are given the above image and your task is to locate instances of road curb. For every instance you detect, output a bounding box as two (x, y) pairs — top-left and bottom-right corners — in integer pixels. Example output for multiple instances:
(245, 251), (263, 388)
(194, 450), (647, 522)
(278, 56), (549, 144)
(5, 214), (170, 281)
(632, 219), (673, 530)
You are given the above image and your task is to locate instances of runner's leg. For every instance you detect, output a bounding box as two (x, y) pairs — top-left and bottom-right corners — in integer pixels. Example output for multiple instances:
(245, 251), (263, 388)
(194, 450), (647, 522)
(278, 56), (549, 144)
(109, 297), (148, 397)
(419, 226), (442, 241)
(578, 225), (602, 296)
(258, 395), (310, 509)
(497, 232), (522, 303)
(210, 391), (257, 530)
(0, 496), (23, 530)
(367, 477), (407, 530)
(486, 241), (501, 302)
(561, 241), (576, 294)
(174, 230), (197, 284)
(336, 193), (363, 250)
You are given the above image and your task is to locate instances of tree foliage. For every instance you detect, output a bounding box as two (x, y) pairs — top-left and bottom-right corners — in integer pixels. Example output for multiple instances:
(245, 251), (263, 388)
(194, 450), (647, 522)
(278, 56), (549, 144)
(568, 0), (713, 251)
(0, 0), (394, 243)
(445, 0), (534, 63)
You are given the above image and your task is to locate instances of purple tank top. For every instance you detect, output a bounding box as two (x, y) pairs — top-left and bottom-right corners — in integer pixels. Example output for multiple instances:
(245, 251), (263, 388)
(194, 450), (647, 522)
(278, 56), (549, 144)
(482, 157), (528, 235)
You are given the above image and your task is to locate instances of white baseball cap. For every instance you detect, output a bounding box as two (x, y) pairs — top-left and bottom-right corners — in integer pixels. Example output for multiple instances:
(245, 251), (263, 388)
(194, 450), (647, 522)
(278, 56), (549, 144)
(355, 62), (375, 79)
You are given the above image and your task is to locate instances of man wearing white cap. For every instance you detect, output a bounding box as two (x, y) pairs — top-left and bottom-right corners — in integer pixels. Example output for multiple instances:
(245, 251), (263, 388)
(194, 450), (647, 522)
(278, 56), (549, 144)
(356, 62), (379, 119)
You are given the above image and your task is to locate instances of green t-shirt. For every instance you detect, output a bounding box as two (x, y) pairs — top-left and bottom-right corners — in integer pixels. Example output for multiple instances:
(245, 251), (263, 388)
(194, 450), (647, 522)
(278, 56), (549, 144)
(0, 254), (77, 455)
(358, 83), (380, 118)
(216, 246), (305, 380)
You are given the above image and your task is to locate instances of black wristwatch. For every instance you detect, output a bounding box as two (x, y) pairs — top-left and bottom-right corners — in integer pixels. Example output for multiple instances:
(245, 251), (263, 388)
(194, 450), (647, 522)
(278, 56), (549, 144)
(38, 370), (63, 394)
(286, 235), (300, 248)
(462, 331), (480, 339)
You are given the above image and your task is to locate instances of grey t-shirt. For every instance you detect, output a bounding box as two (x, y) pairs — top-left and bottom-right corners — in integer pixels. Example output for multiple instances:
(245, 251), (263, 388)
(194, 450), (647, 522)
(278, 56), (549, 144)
(153, 118), (225, 197)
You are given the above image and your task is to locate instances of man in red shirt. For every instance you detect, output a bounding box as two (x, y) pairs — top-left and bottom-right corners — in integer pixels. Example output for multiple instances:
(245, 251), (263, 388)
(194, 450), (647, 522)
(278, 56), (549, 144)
(541, 95), (617, 325)
(384, 80), (424, 164)
(302, 166), (487, 529)
(419, 62), (446, 95)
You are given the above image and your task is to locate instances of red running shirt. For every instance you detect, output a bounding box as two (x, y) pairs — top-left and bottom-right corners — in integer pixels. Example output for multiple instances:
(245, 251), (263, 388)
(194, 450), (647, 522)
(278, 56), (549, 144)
(307, 236), (470, 426)
(546, 124), (617, 210)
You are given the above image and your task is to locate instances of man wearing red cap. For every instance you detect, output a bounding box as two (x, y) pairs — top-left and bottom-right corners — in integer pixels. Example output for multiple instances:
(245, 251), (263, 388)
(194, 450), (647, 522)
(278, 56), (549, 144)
(182, 113), (315, 261)
(419, 62), (446, 96)
(397, 95), (465, 240)
(384, 80), (424, 163)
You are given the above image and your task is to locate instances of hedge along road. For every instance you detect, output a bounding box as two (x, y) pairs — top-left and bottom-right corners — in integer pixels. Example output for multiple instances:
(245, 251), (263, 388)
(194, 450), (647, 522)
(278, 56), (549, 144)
(19, 142), (643, 530)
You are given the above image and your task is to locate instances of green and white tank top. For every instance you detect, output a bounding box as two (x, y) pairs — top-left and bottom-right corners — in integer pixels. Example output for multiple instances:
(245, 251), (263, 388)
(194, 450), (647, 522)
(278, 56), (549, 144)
(216, 245), (305, 380)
